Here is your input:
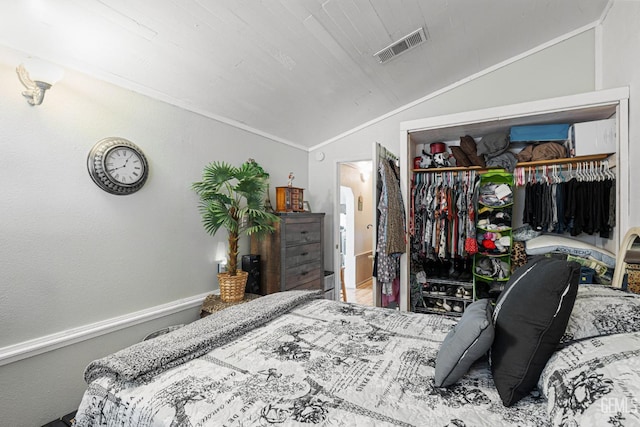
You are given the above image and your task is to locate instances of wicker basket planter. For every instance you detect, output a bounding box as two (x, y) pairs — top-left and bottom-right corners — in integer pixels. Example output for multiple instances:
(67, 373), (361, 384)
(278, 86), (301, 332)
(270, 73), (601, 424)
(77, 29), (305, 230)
(218, 270), (248, 302)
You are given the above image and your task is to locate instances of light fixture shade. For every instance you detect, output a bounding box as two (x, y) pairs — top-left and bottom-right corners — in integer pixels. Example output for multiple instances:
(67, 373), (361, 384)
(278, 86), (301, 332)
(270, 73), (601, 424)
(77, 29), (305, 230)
(215, 241), (228, 262)
(16, 58), (64, 105)
(23, 58), (64, 84)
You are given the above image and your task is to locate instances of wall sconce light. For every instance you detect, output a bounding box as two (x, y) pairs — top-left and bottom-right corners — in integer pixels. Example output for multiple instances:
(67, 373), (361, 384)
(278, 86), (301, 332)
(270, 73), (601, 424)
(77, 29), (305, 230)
(16, 59), (64, 105)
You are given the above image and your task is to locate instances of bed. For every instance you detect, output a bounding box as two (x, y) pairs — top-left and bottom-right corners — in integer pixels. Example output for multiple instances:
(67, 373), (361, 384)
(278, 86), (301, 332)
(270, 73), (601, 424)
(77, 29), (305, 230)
(74, 279), (640, 427)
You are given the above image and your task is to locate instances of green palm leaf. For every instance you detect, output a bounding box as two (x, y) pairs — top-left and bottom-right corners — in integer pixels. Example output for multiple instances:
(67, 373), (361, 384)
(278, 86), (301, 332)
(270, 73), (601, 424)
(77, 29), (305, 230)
(193, 159), (279, 275)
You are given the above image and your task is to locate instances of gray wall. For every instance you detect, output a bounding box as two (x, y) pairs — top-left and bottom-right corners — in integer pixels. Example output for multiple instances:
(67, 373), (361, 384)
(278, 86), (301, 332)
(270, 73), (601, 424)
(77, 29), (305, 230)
(308, 30), (597, 273)
(601, 0), (640, 227)
(0, 43), (308, 426)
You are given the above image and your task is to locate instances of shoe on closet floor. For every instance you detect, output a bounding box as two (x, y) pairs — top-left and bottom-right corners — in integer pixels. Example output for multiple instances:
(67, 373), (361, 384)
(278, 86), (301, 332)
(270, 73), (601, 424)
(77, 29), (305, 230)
(423, 259), (437, 277)
(449, 258), (462, 280)
(458, 258), (473, 282)
(437, 260), (451, 278)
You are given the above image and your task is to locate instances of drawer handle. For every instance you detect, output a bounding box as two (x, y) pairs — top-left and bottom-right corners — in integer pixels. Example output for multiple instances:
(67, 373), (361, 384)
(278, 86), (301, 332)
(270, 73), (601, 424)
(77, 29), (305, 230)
(301, 252), (308, 256)
(301, 271), (308, 276)
(300, 231), (308, 234)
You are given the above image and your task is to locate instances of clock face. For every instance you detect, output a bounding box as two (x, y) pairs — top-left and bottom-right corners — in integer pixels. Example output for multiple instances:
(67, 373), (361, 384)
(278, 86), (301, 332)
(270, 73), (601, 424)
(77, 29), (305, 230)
(105, 147), (144, 185)
(87, 137), (149, 195)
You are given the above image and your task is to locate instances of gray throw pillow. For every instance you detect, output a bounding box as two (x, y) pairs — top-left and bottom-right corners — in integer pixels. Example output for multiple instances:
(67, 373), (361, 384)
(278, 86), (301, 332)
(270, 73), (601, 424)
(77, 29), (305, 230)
(434, 299), (494, 387)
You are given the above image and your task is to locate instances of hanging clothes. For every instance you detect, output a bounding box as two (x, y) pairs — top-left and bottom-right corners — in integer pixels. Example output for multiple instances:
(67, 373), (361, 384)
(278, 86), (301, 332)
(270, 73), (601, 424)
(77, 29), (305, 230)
(517, 162), (616, 239)
(375, 155), (406, 306)
(410, 170), (477, 260)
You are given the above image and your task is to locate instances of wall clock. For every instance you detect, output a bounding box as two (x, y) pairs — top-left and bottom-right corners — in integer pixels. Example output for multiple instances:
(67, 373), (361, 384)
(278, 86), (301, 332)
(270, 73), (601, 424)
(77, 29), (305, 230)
(87, 137), (149, 195)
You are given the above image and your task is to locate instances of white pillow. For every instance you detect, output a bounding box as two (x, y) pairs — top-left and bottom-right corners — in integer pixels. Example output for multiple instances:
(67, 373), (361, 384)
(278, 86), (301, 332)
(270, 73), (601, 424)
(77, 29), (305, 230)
(525, 235), (615, 268)
(539, 331), (640, 426)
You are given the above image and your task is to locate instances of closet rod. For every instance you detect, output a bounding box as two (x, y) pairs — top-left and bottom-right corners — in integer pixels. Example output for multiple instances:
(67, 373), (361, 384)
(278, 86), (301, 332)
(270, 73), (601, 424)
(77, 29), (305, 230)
(378, 143), (398, 161)
(414, 169), (477, 176)
(517, 153), (612, 168)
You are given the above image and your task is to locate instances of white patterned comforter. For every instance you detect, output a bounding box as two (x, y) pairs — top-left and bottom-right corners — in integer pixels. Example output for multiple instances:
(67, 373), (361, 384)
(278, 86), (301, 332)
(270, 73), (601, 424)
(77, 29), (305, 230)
(74, 292), (548, 426)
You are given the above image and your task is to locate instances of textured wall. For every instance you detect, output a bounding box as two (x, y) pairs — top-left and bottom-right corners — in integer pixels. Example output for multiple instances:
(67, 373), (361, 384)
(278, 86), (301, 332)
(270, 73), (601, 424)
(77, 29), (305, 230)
(600, 0), (640, 227)
(309, 30), (598, 273)
(0, 44), (307, 426)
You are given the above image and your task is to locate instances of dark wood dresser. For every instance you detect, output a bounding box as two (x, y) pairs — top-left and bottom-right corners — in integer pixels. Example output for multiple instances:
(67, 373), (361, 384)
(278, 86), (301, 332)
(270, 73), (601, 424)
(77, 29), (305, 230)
(250, 212), (325, 295)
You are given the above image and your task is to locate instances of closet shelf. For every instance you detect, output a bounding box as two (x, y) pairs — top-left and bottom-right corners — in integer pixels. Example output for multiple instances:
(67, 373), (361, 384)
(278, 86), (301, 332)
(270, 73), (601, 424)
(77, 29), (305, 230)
(473, 273), (510, 282)
(479, 201), (514, 210)
(423, 277), (473, 286)
(477, 226), (512, 233)
(476, 251), (511, 258)
(412, 153), (613, 173)
(421, 292), (473, 303)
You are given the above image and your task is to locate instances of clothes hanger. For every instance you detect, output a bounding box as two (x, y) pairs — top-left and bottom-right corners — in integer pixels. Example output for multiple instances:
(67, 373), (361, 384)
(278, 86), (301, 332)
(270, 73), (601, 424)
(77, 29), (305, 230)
(576, 162), (583, 182)
(544, 165), (551, 184)
(604, 160), (616, 180)
(595, 161), (603, 181)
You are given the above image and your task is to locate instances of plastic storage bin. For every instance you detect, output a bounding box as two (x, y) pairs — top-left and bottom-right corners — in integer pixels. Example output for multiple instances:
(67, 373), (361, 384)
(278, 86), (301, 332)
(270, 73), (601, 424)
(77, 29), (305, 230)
(510, 123), (570, 142)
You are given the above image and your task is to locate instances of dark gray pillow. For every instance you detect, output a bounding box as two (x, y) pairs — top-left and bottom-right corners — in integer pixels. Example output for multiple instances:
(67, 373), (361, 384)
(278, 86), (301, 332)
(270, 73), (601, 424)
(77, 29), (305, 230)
(434, 299), (494, 387)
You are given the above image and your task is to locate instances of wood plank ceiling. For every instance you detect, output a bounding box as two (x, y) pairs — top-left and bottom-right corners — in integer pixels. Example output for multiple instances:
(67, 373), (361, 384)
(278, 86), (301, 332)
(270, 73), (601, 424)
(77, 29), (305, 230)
(0, 1), (609, 149)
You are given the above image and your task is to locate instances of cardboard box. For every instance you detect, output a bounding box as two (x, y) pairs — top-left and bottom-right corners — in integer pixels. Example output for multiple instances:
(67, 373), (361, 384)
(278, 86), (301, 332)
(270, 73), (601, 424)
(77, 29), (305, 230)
(570, 118), (616, 157)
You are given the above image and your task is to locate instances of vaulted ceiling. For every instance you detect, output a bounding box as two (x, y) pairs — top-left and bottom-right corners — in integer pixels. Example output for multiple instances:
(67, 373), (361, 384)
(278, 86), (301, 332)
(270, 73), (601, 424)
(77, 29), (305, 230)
(0, 1), (609, 149)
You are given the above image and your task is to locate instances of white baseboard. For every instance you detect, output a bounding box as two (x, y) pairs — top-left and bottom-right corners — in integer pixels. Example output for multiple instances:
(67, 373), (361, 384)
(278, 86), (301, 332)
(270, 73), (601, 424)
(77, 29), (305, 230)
(0, 291), (211, 367)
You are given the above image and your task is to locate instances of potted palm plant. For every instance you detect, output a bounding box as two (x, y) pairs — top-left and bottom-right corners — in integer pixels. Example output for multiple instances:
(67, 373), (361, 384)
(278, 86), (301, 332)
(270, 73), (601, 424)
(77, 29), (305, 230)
(192, 159), (279, 302)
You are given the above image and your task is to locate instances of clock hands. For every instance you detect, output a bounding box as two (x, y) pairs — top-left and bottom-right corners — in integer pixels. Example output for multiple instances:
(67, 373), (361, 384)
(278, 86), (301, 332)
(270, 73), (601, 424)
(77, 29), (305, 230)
(107, 153), (136, 173)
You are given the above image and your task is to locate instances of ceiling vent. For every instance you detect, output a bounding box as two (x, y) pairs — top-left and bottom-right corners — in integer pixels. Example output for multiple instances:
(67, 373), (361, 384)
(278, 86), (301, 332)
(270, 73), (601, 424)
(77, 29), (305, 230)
(374, 28), (426, 64)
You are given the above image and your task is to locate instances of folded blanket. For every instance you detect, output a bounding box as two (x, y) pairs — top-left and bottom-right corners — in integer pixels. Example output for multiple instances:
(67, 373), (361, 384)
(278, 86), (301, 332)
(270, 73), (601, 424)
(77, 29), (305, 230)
(84, 290), (322, 384)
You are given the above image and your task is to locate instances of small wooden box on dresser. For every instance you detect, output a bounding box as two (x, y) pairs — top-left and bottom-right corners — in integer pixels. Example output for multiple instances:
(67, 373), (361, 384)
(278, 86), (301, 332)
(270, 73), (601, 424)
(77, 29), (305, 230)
(251, 212), (329, 298)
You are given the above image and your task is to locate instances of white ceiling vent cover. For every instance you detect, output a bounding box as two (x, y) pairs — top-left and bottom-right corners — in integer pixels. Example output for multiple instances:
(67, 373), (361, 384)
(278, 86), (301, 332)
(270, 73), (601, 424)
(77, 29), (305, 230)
(374, 28), (426, 64)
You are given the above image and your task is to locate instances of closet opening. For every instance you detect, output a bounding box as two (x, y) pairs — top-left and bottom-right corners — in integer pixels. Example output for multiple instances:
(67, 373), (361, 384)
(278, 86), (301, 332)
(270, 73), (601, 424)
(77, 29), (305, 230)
(337, 161), (374, 306)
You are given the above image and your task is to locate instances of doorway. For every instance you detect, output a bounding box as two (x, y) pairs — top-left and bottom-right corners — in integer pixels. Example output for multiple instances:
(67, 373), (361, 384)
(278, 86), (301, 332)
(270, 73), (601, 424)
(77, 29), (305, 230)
(337, 161), (374, 305)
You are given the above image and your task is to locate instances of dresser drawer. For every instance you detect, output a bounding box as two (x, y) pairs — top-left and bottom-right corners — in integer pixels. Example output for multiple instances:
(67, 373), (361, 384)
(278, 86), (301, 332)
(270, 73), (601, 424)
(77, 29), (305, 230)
(285, 278), (322, 292)
(251, 212), (325, 295)
(284, 264), (322, 290)
(284, 221), (322, 246)
(284, 242), (321, 268)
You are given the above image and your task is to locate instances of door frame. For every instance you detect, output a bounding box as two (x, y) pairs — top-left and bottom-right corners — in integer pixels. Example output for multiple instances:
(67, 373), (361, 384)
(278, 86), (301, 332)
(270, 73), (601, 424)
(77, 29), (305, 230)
(339, 185), (356, 292)
(334, 158), (374, 304)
